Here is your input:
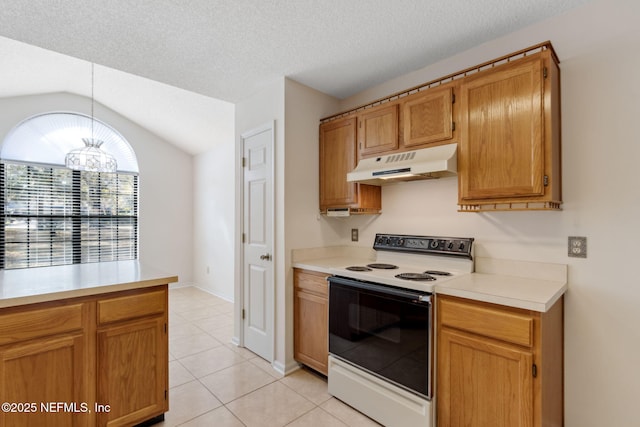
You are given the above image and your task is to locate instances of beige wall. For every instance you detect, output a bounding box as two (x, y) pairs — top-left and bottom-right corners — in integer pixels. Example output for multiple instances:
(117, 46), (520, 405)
(232, 78), (340, 374)
(233, 78), (286, 368)
(283, 79), (341, 371)
(326, 0), (640, 425)
(193, 136), (236, 301)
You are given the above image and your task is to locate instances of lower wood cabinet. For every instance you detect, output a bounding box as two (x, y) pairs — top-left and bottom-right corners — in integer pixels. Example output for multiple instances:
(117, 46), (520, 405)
(293, 268), (329, 375)
(0, 285), (168, 427)
(436, 294), (563, 427)
(97, 288), (168, 427)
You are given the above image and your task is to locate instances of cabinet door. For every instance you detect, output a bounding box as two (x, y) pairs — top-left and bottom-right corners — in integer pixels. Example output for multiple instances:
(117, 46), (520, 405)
(437, 328), (533, 427)
(358, 104), (399, 156)
(459, 56), (544, 200)
(294, 286), (328, 375)
(403, 87), (454, 148)
(319, 117), (358, 209)
(97, 316), (167, 427)
(0, 334), (90, 427)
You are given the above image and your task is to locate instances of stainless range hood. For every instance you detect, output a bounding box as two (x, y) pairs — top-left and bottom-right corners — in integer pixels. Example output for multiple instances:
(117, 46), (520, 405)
(347, 144), (457, 185)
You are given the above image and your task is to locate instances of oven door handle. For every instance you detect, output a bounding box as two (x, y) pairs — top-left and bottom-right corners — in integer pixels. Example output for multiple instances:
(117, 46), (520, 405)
(328, 276), (432, 303)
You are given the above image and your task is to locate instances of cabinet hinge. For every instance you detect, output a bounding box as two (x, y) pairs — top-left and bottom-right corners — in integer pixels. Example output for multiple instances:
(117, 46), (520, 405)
(165, 390), (168, 400)
(544, 175), (549, 186)
(543, 67), (548, 79)
(242, 309), (246, 320)
(164, 323), (167, 334)
(532, 364), (538, 378)
(451, 121), (456, 131)
(242, 157), (246, 167)
(242, 233), (246, 243)
(452, 93), (456, 104)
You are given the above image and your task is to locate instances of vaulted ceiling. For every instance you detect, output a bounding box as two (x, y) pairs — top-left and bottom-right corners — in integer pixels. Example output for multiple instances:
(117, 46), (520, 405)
(0, 0), (592, 154)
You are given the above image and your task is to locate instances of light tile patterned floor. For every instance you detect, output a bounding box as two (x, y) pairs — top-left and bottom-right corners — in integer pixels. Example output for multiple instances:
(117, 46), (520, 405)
(159, 286), (380, 427)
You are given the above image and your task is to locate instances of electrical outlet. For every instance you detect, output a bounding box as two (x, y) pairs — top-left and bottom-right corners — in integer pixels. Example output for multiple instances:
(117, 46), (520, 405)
(351, 228), (359, 242)
(568, 236), (587, 258)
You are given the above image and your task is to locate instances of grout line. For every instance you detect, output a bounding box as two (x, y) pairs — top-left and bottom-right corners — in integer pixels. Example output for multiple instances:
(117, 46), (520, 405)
(168, 287), (372, 427)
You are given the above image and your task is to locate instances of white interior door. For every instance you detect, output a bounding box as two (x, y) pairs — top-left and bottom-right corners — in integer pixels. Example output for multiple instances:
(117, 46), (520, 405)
(242, 123), (274, 361)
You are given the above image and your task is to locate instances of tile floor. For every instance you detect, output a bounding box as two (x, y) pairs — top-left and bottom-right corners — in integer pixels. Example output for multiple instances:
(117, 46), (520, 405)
(159, 286), (380, 427)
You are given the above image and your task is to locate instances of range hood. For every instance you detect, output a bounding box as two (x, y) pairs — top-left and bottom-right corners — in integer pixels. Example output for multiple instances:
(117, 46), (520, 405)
(347, 144), (457, 186)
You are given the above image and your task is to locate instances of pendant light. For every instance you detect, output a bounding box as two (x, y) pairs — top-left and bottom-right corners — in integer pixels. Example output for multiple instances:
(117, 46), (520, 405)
(65, 63), (117, 173)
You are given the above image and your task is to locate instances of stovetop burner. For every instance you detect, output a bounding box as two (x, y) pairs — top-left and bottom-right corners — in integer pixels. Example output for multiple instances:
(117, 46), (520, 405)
(424, 270), (452, 276)
(367, 263), (398, 269)
(395, 272), (436, 281)
(346, 266), (373, 272)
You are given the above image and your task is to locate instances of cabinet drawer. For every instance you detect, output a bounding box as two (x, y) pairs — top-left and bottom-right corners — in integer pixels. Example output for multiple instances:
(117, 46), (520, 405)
(98, 288), (166, 325)
(439, 297), (533, 347)
(294, 269), (329, 297)
(0, 303), (84, 345)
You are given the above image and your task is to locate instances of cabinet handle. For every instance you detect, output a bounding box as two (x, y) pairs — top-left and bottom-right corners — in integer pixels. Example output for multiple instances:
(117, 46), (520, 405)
(532, 364), (538, 378)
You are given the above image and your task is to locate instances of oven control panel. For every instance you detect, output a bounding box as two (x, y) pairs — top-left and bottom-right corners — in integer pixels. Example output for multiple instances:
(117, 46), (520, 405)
(373, 234), (474, 259)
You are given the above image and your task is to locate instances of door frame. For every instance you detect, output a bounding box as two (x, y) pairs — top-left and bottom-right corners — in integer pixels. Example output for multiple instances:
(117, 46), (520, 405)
(234, 120), (275, 361)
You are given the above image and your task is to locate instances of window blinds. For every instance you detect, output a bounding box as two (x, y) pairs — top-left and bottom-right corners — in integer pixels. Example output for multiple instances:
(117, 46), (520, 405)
(0, 162), (138, 269)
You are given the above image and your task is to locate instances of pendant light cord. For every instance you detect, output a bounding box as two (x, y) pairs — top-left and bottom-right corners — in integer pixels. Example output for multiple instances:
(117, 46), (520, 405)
(91, 63), (95, 140)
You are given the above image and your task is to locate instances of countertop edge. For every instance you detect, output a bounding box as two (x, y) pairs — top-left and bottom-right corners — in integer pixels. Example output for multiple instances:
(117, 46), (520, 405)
(0, 261), (179, 309)
(0, 276), (178, 309)
(435, 281), (567, 312)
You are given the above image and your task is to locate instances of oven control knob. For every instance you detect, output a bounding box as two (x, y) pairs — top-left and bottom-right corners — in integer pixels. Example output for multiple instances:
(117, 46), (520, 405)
(429, 240), (439, 249)
(398, 238), (405, 246)
(458, 243), (465, 251)
(447, 241), (454, 250)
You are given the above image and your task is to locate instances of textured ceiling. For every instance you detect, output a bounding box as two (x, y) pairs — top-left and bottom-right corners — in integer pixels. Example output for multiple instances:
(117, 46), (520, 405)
(0, 0), (592, 153)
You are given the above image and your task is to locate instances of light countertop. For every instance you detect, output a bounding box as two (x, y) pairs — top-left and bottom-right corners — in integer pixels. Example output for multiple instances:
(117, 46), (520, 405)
(434, 272), (566, 312)
(292, 249), (566, 312)
(0, 260), (179, 308)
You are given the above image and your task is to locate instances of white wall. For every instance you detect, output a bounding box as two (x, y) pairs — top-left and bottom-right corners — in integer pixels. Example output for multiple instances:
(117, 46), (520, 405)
(329, 0), (640, 425)
(193, 120), (236, 301)
(0, 92), (194, 284)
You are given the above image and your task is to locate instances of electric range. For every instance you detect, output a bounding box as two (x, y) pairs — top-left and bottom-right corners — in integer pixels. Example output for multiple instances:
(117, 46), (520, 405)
(333, 233), (474, 291)
(327, 233), (474, 427)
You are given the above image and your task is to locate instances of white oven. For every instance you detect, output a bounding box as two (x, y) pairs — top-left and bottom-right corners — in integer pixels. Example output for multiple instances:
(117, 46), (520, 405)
(326, 234), (474, 427)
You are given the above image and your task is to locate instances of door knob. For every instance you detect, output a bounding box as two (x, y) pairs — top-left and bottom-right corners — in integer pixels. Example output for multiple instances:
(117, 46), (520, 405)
(260, 254), (272, 261)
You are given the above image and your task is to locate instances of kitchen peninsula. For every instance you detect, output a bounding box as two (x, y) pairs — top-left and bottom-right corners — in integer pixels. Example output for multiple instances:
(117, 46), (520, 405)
(0, 261), (177, 427)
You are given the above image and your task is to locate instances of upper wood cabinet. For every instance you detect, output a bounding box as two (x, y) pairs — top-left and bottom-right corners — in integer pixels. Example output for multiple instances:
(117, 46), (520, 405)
(319, 42), (561, 212)
(319, 117), (381, 214)
(356, 86), (456, 159)
(458, 48), (561, 211)
(357, 103), (399, 157)
(402, 85), (455, 149)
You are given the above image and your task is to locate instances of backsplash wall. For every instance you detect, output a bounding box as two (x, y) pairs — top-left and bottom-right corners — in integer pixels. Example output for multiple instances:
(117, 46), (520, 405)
(338, 177), (566, 263)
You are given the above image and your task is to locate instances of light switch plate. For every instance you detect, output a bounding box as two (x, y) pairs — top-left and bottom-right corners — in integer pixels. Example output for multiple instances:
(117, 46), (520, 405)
(351, 228), (359, 242)
(568, 236), (587, 258)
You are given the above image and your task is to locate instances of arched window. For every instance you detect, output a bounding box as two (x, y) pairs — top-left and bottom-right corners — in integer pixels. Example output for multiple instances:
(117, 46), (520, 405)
(0, 112), (139, 269)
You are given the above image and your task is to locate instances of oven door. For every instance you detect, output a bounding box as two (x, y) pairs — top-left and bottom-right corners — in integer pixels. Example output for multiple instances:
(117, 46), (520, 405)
(328, 275), (433, 399)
